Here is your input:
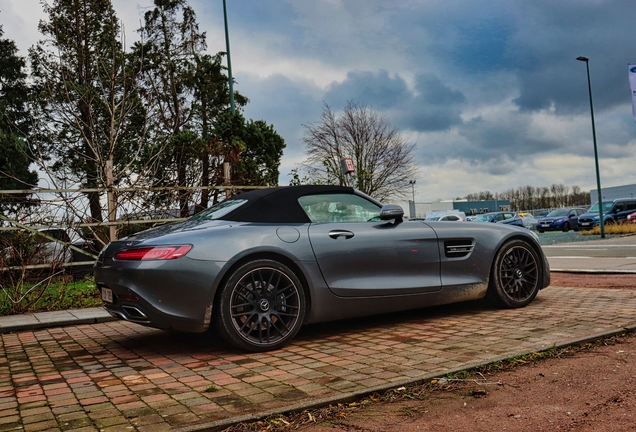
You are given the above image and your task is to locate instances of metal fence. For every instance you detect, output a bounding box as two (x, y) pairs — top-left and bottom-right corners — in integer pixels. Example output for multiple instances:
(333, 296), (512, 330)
(0, 185), (264, 274)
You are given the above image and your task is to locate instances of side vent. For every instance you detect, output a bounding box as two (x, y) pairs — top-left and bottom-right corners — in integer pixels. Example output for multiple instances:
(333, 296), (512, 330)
(445, 240), (475, 258)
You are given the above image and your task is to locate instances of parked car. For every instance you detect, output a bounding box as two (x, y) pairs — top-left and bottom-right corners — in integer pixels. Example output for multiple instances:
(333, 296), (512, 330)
(94, 185), (550, 352)
(578, 198), (636, 229)
(520, 214), (539, 230)
(471, 211), (525, 227)
(537, 208), (586, 232)
(1, 228), (94, 278)
(426, 213), (465, 221)
(628, 211), (636, 223)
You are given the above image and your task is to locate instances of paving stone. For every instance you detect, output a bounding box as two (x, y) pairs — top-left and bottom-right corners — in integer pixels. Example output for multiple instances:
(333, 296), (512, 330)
(0, 287), (635, 431)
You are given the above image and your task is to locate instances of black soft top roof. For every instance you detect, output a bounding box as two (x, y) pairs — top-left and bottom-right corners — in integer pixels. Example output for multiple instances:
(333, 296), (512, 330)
(221, 185), (374, 223)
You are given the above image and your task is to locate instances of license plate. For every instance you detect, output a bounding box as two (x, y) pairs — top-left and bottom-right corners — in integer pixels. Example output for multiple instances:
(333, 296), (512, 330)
(581, 222), (590, 226)
(540, 224), (549, 227)
(101, 288), (113, 303)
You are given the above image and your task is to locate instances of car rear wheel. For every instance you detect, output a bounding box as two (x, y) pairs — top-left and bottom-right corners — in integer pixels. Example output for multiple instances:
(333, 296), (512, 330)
(216, 259), (306, 352)
(487, 240), (541, 308)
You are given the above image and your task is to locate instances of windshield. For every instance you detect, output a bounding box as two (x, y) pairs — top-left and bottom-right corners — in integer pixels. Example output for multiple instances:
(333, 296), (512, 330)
(190, 199), (247, 221)
(473, 214), (493, 222)
(546, 209), (569, 217)
(587, 202), (613, 214)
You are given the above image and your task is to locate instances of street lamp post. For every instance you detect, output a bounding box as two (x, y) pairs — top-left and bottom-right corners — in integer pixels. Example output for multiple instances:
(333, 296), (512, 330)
(576, 56), (605, 238)
(223, 0), (235, 115)
(408, 180), (416, 218)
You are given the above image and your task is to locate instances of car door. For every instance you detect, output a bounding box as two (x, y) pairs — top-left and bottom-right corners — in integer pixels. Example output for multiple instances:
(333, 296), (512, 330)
(301, 193), (441, 297)
(568, 209), (579, 225)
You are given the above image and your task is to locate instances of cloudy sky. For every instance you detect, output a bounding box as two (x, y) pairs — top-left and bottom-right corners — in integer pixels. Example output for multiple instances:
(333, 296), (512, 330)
(2, 0), (636, 202)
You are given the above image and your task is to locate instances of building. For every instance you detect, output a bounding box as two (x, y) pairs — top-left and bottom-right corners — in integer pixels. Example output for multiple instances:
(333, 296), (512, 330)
(402, 199), (511, 219)
(590, 183), (636, 204)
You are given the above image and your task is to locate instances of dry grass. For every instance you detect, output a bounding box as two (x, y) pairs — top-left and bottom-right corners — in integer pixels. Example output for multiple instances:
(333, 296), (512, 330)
(581, 222), (636, 235)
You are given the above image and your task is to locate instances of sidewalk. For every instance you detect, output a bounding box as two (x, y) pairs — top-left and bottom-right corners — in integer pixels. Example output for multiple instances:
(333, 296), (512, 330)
(1, 287), (635, 432)
(0, 307), (115, 334)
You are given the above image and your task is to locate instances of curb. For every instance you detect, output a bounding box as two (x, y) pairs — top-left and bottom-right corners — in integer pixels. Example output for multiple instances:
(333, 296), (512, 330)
(0, 308), (116, 334)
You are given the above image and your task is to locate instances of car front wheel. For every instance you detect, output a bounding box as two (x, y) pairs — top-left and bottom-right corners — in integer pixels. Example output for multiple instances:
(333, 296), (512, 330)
(216, 259), (306, 352)
(487, 240), (541, 308)
(562, 222), (570, 232)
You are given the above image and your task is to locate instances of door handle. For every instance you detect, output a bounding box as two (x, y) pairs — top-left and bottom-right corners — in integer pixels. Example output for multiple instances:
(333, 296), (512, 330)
(328, 230), (355, 239)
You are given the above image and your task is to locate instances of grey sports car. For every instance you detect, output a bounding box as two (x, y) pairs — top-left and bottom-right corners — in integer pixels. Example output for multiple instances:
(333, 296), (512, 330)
(94, 185), (550, 352)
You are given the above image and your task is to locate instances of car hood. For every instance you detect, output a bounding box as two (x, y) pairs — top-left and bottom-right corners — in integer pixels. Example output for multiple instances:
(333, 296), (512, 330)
(538, 217), (565, 223)
(578, 212), (599, 219)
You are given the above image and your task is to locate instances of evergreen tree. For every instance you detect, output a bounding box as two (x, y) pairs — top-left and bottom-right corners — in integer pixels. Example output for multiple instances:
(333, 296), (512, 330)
(29, 0), (146, 237)
(0, 25), (38, 216)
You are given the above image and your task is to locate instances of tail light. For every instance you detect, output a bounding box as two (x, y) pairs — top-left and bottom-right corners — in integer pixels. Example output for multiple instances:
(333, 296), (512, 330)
(114, 245), (192, 261)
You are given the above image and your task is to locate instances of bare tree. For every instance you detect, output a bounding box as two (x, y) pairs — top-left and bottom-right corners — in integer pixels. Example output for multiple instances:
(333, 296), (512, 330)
(301, 102), (418, 201)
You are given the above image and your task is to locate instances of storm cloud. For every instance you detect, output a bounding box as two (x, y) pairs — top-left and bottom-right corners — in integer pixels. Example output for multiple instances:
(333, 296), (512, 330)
(3, 0), (636, 200)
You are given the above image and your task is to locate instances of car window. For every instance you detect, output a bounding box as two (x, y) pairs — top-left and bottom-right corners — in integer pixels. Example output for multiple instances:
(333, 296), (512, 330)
(191, 198), (247, 221)
(473, 214), (492, 222)
(547, 209), (568, 217)
(298, 194), (381, 223)
(494, 214), (504, 222)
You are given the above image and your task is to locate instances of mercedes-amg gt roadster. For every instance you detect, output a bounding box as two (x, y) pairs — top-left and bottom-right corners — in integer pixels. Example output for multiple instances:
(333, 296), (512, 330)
(94, 185), (550, 352)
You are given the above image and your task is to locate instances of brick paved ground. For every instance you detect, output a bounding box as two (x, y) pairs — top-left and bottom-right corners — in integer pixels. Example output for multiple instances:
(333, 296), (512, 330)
(1, 286), (636, 432)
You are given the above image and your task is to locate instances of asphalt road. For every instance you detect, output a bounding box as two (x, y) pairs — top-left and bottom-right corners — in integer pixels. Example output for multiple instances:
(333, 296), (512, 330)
(540, 233), (636, 272)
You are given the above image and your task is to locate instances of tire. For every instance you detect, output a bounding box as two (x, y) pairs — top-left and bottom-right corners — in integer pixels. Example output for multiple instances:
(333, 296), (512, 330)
(216, 259), (306, 352)
(537, 229), (544, 234)
(487, 240), (541, 308)
(561, 222), (570, 232)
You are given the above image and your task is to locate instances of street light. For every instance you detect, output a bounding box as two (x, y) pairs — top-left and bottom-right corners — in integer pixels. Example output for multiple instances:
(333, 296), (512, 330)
(576, 56), (605, 238)
(408, 180), (416, 218)
(223, 0), (235, 115)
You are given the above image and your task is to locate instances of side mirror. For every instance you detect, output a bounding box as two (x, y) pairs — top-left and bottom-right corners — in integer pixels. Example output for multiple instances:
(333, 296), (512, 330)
(380, 204), (404, 222)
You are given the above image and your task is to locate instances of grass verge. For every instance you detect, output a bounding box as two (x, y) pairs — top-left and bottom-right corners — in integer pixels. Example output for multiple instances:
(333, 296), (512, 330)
(0, 276), (102, 316)
(581, 223), (636, 236)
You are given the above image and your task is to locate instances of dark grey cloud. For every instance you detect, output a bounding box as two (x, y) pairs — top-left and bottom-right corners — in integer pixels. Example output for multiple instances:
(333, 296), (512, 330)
(239, 73), (322, 159)
(323, 70), (409, 109)
(322, 71), (465, 132)
(396, 74), (465, 132)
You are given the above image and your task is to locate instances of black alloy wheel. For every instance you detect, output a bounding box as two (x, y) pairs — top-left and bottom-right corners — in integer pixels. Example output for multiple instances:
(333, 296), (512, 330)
(562, 222), (570, 232)
(217, 259), (306, 352)
(487, 240), (541, 308)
